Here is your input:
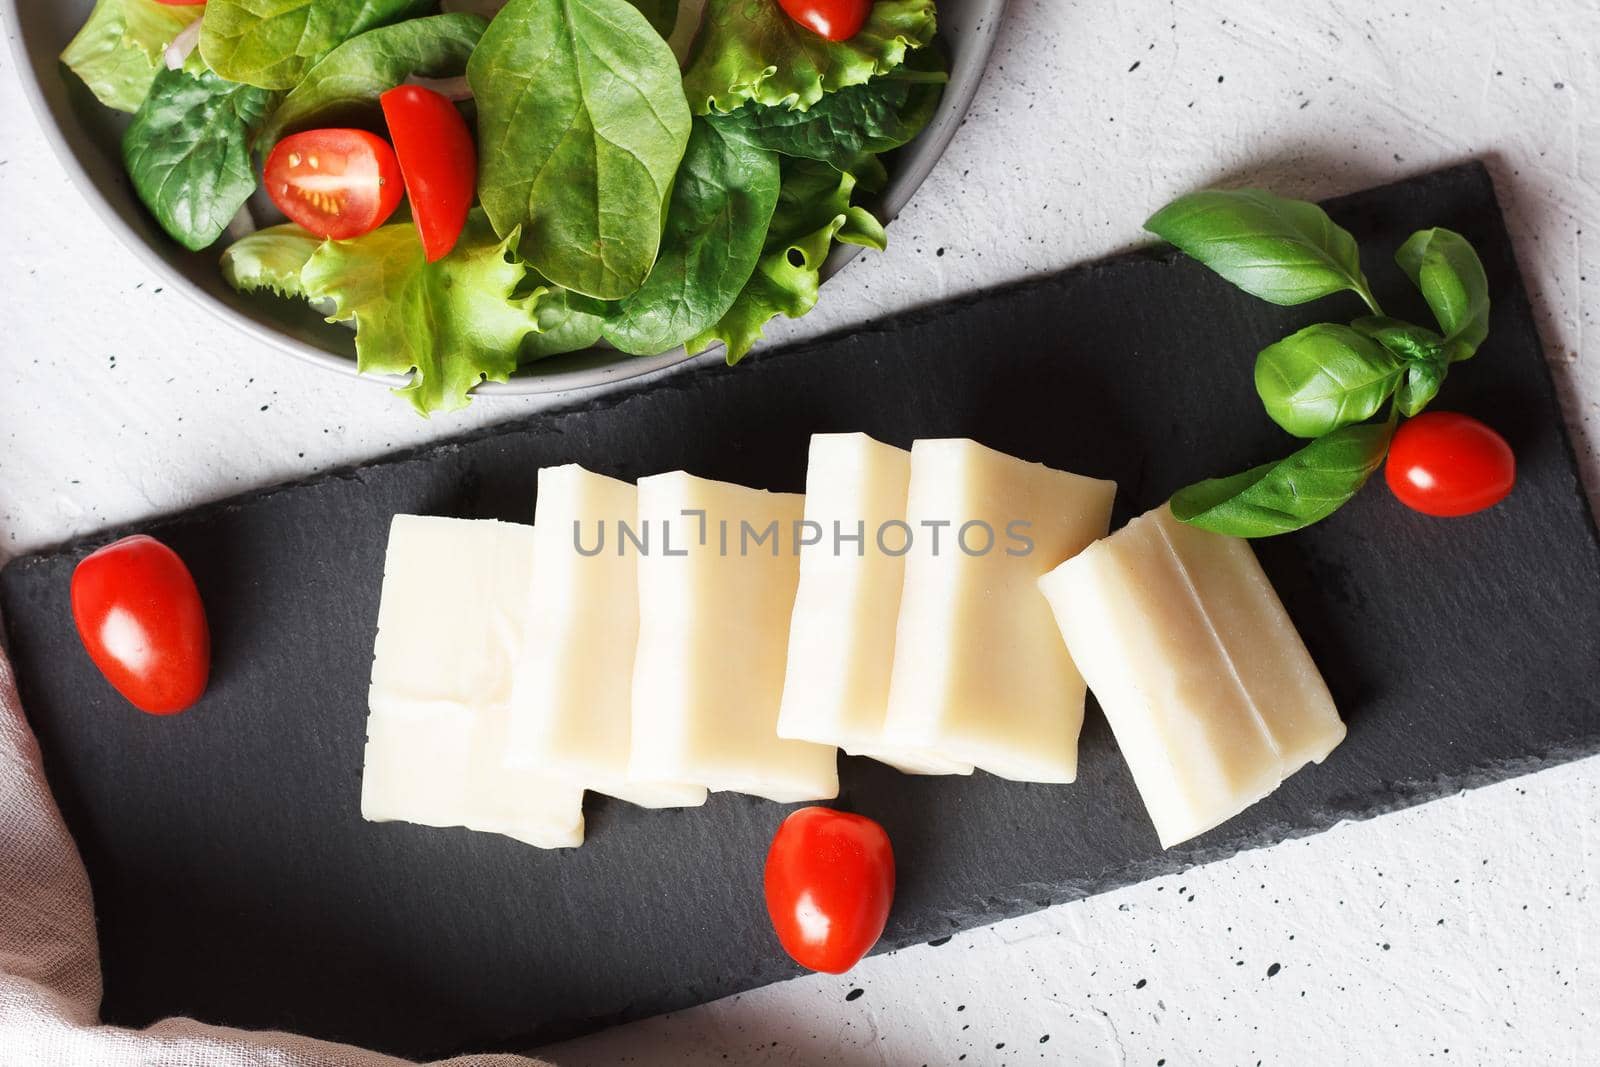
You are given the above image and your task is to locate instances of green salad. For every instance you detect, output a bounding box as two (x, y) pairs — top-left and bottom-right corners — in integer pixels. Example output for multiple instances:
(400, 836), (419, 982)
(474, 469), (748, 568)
(63, 0), (943, 414)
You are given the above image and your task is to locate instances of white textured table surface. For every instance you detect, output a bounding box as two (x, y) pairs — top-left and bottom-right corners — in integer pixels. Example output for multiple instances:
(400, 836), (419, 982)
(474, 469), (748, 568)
(2, 1), (1597, 1063)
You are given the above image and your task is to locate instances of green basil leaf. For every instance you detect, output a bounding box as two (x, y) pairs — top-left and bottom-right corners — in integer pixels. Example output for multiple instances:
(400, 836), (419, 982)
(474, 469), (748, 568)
(122, 68), (277, 251)
(1171, 419), (1395, 538)
(1145, 188), (1378, 311)
(61, 0), (202, 113)
(256, 13), (488, 147)
(602, 120), (781, 356)
(1253, 323), (1403, 438)
(1351, 315), (1444, 362)
(1395, 358), (1446, 417)
(707, 62), (945, 176)
(627, 0), (678, 38)
(469, 0), (692, 300)
(1394, 227), (1489, 361)
(201, 0), (434, 91)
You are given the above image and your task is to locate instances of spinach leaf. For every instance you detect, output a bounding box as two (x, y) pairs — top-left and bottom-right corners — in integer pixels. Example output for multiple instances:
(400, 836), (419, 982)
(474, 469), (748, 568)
(603, 120), (781, 356)
(200, 0), (434, 91)
(469, 0), (691, 300)
(1253, 323), (1403, 438)
(521, 286), (608, 359)
(1145, 188), (1380, 312)
(683, 0), (937, 114)
(61, 0), (201, 113)
(708, 65), (944, 177)
(257, 13), (487, 146)
(628, 0), (679, 38)
(123, 68), (277, 251)
(1171, 419), (1395, 538)
(1395, 227), (1489, 361)
(687, 158), (884, 364)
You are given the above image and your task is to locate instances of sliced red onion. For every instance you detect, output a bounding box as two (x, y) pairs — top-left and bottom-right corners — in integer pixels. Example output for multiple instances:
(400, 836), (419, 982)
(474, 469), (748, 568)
(403, 74), (474, 101)
(164, 19), (202, 72)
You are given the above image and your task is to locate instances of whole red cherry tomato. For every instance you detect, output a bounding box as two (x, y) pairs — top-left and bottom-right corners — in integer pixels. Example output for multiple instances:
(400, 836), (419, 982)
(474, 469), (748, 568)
(264, 129), (404, 241)
(764, 807), (895, 974)
(778, 0), (871, 42)
(70, 535), (210, 715)
(380, 85), (477, 262)
(1386, 411), (1516, 517)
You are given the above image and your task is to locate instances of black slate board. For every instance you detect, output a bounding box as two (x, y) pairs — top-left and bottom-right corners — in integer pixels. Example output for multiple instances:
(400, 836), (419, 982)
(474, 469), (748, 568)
(4, 163), (1598, 1058)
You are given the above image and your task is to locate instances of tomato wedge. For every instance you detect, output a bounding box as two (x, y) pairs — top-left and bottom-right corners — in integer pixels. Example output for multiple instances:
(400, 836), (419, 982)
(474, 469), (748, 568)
(380, 85), (477, 262)
(264, 129), (403, 241)
(71, 535), (210, 716)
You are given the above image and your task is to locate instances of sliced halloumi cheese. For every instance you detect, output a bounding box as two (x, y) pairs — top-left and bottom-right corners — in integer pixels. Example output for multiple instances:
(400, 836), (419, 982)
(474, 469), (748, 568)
(361, 515), (585, 849)
(629, 471), (839, 802)
(1037, 503), (1345, 848)
(776, 433), (972, 775)
(882, 439), (1116, 783)
(505, 465), (705, 809)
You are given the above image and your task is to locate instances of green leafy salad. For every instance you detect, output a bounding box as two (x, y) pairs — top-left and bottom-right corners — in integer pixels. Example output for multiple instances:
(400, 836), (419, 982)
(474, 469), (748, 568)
(63, 0), (943, 414)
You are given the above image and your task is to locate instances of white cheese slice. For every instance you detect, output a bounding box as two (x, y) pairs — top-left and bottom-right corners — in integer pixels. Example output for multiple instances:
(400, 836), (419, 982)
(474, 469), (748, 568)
(361, 515), (585, 849)
(776, 433), (973, 775)
(505, 465), (706, 809)
(629, 471), (839, 802)
(1037, 503), (1345, 848)
(882, 439), (1116, 782)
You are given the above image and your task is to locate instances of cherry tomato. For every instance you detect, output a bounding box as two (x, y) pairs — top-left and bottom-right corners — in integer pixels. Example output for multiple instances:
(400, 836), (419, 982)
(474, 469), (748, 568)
(380, 85), (477, 262)
(264, 129), (403, 241)
(1386, 411), (1516, 517)
(70, 535), (210, 715)
(764, 807), (895, 974)
(778, 0), (871, 42)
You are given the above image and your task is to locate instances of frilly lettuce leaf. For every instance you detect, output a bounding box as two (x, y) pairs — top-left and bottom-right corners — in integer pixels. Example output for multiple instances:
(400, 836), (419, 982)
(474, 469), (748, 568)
(682, 0), (937, 114)
(223, 214), (544, 415)
(220, 224), (323, 296)
(687, 158), (884, 363)
(61, 0), (201, 113)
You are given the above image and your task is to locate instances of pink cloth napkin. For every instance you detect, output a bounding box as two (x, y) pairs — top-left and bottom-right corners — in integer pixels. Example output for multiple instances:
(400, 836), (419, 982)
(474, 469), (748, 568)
(0, 629), (550, 1067)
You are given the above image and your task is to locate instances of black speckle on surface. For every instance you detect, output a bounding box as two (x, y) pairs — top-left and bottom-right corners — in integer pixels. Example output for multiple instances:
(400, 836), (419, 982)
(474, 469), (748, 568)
(995, 1042), (1005, 1050)
(1040, 1034), (1050, 1044)
(1267, 963), (1282, 978)
(1135, 979), (1147, 989)
(1128, 60), (1141, 72)
(1217, 74), (1225, 83)
(956, 1004), (966, 1013)
(1382, 943), (1392, 951)
(845, 988), (864, 1002)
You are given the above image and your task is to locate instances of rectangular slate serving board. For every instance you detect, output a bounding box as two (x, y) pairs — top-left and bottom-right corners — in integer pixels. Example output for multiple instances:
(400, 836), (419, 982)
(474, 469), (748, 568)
(4, 162), (1598, 1059)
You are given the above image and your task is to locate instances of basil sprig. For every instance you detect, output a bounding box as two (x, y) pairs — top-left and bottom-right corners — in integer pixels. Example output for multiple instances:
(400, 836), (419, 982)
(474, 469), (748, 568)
(1147, 189), (1490, 537)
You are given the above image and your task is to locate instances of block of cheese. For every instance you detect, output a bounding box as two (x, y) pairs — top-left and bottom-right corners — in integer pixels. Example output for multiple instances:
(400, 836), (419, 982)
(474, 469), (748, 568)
(1037, 503), (1346, 848)
(776, 433), (973, 775)
(361, 515), (585, 849)
(630, 471), (839, 802)
(505, 465), (706, 809)
(882, 439), (1116, 782)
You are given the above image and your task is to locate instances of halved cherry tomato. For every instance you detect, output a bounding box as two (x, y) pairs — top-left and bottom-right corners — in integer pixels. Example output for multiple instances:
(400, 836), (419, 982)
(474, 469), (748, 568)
(70, 535), (210, 716)
(778, 0), (871, 41)
(264, 129), (403, 241)
(764, 807), (895, 974)
(1386, 411), (1516, 517)
(379, 85), (477, 262)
